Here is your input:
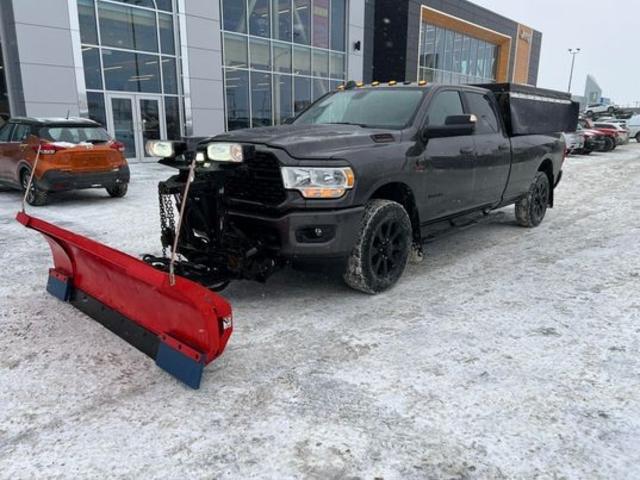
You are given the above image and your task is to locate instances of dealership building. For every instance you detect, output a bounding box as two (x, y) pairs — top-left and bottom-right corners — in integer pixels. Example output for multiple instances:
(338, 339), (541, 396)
(0, 0), (541, 161)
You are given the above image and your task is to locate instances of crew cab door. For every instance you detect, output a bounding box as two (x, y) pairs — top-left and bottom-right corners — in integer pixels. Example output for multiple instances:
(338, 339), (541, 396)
(418, 89), (476, 220)
(463, 91), (511, 207)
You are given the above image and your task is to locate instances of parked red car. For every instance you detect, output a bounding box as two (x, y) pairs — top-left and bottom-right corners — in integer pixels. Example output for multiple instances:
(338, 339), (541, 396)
(579, 119), (617, 152)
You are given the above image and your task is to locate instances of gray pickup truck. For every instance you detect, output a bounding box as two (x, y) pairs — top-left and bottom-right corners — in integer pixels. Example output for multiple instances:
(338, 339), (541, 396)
(145, 82), (575, 294)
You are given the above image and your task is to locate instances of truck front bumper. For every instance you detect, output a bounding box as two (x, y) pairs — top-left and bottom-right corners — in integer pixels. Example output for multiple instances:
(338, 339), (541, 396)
(38, 165), (130, 192)
(229, 206), (365, 259)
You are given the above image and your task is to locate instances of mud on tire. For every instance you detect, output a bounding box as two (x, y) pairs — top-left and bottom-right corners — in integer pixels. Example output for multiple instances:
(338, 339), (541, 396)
(343, 199), (412, 294)
(515, 171), (550, 228)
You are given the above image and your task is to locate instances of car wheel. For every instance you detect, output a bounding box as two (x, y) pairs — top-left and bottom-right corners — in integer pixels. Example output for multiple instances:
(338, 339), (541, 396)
(343, 199), (412, 294)
(515, 172), (550, 228)
(20, 168), (49, 206)
(636, 133), (640, 143)
(586, 110), (593, 117)
(601, 136), (615, 152)
(106, 182), (128, 198)
(607, 106), (615, 113)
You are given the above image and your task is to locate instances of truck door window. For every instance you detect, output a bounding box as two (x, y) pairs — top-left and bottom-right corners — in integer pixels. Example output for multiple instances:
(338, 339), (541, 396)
(425, 91), (464, 126)
(465, 92), (499, 134)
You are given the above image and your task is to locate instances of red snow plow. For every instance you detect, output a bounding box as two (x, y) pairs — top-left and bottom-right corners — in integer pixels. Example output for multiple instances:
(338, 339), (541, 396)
(16, 211), (233, 389)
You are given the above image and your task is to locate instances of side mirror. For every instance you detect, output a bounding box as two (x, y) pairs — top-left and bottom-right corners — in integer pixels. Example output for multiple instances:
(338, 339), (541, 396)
(422, 114), (477, 140)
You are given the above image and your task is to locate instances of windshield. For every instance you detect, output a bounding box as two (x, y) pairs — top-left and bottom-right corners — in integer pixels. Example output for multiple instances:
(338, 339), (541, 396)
(294, 89), (425, 129)
(39, 126), (111, 144)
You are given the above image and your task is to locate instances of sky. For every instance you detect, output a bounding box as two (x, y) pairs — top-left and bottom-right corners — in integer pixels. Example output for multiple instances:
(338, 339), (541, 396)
(471, 0), (640, 106)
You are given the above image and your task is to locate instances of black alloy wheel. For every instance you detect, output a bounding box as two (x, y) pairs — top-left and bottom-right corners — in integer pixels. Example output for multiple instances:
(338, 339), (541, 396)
(515, 172), (550, 228)
(21, 168), (48, 206)
(369, 217), (406, 279)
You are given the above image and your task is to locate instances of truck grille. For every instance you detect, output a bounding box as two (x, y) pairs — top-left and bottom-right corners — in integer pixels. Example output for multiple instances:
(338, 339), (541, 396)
(223, 151), (287, 206)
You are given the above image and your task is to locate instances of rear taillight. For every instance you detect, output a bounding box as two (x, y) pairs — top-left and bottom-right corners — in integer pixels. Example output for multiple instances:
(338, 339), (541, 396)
(110, 141), (125, 153)
(33, 143), (67, 155)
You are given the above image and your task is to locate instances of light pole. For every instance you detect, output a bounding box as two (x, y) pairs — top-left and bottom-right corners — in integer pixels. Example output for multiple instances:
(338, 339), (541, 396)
(568, 48), (581, 93)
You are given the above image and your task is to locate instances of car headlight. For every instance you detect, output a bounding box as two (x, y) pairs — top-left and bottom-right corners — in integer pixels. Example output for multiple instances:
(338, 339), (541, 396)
(281, 167), (355, 199)
(206, 142), (244, 163)
(146, 140), (178, 158)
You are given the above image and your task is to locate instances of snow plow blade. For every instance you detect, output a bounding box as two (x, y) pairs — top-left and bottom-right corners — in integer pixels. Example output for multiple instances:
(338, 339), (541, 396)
(16, 212), (233, 389)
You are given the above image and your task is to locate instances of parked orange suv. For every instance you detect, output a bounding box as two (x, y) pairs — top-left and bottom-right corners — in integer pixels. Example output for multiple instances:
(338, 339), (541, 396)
(0, 117), (130, 205)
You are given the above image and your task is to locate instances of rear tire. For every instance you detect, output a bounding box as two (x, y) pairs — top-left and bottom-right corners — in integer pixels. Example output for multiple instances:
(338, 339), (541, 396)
(515, 172), (550, 228)
(601, 136), (615, 152)
(106, 182), (128, 198)
(636, 133), (640, 143)
(20, 168), (49, 206)
(586, 110), (593, 117)
(343, 199), (412, 294)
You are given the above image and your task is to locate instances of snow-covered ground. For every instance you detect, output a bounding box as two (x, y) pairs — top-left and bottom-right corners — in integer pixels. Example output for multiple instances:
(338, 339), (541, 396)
(1, 144), (639, 479)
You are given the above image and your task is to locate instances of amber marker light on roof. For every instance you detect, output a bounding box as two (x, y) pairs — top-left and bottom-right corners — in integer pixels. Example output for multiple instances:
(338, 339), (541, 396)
(371, 81), (380, 86)
(388, 80), (397, 86)
(418, 80), (428, 86)
(356, 82), (365, 87)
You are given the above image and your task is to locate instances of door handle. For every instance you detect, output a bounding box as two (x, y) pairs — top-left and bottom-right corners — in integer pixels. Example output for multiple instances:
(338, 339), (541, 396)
(498, 144), (510, 151)
(460, 147), (474, 154)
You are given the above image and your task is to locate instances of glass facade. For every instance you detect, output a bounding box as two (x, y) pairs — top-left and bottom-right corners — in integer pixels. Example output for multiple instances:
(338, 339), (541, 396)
(222, 0), (348, 130)
(419, 22), (498, 85)
(78, 0), (183, 141)
(0, 39), (9, 117)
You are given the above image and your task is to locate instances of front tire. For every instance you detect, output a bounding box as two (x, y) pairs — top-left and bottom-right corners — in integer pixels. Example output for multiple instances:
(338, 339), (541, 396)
(636, 133), (640, 143)
(21, 168), (49, 206)
(515, 172), (550, 228)
(106, 182), (128, 198)
(601, 136), (615, 152)
(343, 199), (412, 294)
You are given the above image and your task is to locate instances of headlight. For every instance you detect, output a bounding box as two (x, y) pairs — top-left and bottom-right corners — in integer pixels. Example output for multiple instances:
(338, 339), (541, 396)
(206, 142), (244, 162)
(281, 167), (355, 199)
(146, 140), (177, 158)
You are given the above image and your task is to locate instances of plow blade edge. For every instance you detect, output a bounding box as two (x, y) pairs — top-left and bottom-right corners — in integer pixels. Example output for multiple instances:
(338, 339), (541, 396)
(17, 212), (233, 389)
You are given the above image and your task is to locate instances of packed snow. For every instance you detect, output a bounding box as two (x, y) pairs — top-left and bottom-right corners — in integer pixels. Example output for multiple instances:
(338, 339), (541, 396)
(1, 145), (639, 479)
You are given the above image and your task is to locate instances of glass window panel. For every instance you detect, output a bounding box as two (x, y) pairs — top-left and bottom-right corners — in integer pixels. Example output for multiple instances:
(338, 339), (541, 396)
(273, 74), (293, 124)
(251, 72), (272, 127)
(225, 69), (250, 130)
(250, 37), (271, 70)
(330, 0), (346, 51)
(159, 13), (175, 55)
(249, 0), (270, 37)
(443, 30), (454, 71)
(477, 41), (486, 79)
(426, 90), (464, 126)
(313, 78), (329, 101)
(140, 98), (161, 157)
(222, 0), (247, 33)
(224, 33), (248, 68)
(274, 42), (292, 73)
(114, 0), (154, 7)
(468, 37), (478, 76)
(461, 36), (470, 75)
(164, 96), (181, 139)
(293, 0), (311, 45)
(82, 46), (103, 89)
(272, 0), (292, 42)
(0, 45), (9, 117)
(294, 76), (311, 113)
(312, 49), (329, 77)
(453, 33), (463, 74)
(87, 92), (106, 126)
(161, 57), (178, 94)
(312, 0), (329, 49)
(98, 1), (158, 52)
(78, 0), (98, 45)
(111, 97), (136, 156)
(466, 92), (499, 133)
(329, 52), (345, 79)
(156, 0), (173, 12)
(293, 45), (311, 75)
(102, 49), (161, 93)
(434, 27), (444, 70)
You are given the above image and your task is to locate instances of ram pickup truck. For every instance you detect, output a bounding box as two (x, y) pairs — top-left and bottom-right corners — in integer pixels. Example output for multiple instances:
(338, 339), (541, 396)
(146, 82), (572, 294)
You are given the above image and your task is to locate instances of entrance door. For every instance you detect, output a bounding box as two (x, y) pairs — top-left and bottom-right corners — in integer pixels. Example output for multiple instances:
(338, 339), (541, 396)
(106, 94), (165, 162)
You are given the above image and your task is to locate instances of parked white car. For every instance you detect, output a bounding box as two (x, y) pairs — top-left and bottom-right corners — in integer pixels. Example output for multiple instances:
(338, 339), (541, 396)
(626, 115), (640, 142)
(584, 103), (618, 116)
(563, 131), (585, 153)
